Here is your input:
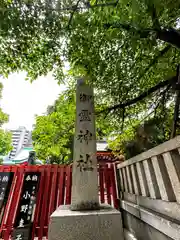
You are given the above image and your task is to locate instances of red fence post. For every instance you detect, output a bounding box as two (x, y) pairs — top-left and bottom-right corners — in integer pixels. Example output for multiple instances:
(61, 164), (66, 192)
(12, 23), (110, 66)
(104, 164), (111, 205)
(57, 166), (66, 206)
(110, 164), (119, 209)
(65, 165), (72, 205)
(31, 166), (45, 239)
(99, 164), (105, 204)
(35, 165), (51, 239)
(4, 166), (25, 240)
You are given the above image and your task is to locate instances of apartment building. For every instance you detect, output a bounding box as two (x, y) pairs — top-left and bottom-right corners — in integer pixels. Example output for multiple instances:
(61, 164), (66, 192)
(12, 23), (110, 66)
(9, 126), (31, 159)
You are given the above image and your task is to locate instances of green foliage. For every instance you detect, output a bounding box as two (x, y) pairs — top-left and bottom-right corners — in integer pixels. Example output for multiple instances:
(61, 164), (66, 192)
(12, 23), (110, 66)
(109, 109), (174, 159)
(1, 0), (180, 158)
(32, 88), (75, 164)
(0, 83), (13, 156)
(0, 0), (179, 126)
(0, 130), (12, 155)
(32, 86), (116, 164)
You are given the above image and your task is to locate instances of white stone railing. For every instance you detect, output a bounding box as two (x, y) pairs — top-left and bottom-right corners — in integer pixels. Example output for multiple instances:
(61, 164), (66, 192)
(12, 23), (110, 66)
(116, 136), (180, 240)
(117, 135), (180, 202)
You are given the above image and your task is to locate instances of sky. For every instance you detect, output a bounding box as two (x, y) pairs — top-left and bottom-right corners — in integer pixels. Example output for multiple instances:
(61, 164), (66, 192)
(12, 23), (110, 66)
(0, 72), (66, 130)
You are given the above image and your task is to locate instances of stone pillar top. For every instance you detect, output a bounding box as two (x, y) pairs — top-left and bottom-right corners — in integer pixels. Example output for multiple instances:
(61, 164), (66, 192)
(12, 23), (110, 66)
(77, 77), (86, 86)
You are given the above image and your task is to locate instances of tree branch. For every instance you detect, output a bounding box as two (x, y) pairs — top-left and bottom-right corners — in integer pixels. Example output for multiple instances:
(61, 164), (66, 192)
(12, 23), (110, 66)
(150, 4), (160, 29)
(136, 45), (171, 82)
(146, 2), (160, 29)
(171, 65), (180, 138)
(157, 28), (180, 49)
(104, 22), (180, 49)
(67, 0), (82, 29)
(100, 75), (177, 114)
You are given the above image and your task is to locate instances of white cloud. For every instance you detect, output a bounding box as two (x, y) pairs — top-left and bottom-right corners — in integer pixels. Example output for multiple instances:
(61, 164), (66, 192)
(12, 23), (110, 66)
(0, 72), (66, 130)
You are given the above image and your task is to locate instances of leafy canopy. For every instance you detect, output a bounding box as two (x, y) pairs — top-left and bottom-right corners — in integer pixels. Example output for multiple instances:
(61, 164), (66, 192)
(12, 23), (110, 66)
(1, 0), (180, 157)
(32, 87), (117, 164)
(0, 0), (180, 121)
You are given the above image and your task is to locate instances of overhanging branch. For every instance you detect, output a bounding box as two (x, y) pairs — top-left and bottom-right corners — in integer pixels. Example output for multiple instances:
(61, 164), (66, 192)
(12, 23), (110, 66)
(100, 75), (177, 114)
(67, 0), (81, 29)
(136, 45), (171, 82)
(104, 22), (180, 49)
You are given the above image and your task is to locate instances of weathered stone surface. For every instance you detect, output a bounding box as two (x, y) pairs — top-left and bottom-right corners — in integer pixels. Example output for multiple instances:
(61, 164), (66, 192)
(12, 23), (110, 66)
(140, 206), (180, 240)
(121, 199), (180, 240)
(120, 201), (140, 219)
(121, 192), (180, 223)
(48, 204), (124, 240)
(119, 169), (125, 192)
(137, 195), (180, 223)
(142, 159), (160, 199)
(163, 151), (180, 203)
(122, 192), (137, 203)
(71, 79), (99, 210)
(122, 210), (173, 240)
(126, 166), (134, 194)
(151, 155), (175, 201)
(124, 229), (138, 240)
(122, 167), (129, 192)
(136, 162), (149, 197)
(130, 164), (141, 196)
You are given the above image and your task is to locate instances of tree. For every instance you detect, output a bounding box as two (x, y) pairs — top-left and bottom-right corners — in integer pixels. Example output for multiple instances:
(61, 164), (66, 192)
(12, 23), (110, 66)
(0, 0), (180, 127)
(109, 106), (175, 159)
(0, 83), (12, 156)
(2, 0), (180, 155)
(32, 87), (116, 164)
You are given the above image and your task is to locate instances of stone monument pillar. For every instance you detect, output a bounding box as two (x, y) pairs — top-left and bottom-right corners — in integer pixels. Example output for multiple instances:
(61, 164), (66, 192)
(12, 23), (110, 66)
(71, 78), (99, 210)
(48, 78), (124, 240)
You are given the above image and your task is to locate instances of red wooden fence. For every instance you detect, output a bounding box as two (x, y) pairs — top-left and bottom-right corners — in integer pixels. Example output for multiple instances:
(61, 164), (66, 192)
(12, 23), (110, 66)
(0, 164), (118, 240)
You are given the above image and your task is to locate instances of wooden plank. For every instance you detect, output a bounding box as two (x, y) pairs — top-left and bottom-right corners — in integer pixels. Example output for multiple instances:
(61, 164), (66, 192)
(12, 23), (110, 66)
(104, 165), (111, 205)
(38, 166), (51, 239)
(99, 165), (105, 203)
(32, 166), (45, 240)
(0, 166), (17, 237)
(110, 165), (119, 209)
(65, 166), (72, 205)
(57, 166), (65, 206)
(48, 165), (58, 218)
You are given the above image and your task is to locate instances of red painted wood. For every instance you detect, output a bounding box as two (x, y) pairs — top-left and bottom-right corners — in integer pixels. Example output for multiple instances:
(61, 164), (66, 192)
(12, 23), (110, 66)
(6, 167), (24, 237)
(0, 166), (18, 238)
(99, 165), (105, 203)
(104, 165), (111, 205)
(38, 166), (51, 239)
(110, 164), (119, 209)
(57, 166), (65, 206)
(48, 165), (58, 218)
(0, 163), (118, 240)
(65, 165), (72, 205)
(32, 166), (44, 239)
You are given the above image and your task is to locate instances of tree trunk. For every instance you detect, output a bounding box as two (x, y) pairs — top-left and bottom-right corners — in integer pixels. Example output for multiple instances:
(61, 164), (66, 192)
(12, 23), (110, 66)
(171, 66), (180, 138)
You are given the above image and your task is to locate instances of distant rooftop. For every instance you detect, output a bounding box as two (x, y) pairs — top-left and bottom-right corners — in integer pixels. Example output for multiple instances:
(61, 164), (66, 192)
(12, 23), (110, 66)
(96, 141), (109, 152)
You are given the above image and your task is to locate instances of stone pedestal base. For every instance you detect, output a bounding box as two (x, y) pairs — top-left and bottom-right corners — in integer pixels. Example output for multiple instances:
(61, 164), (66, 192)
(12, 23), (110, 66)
(48, 204), (124, 240)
